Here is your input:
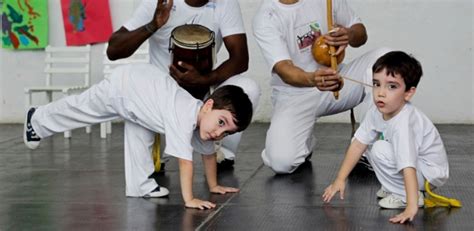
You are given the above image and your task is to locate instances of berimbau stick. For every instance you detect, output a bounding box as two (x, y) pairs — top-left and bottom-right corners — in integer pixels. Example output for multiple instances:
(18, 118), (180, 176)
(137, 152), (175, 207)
(326, 0), (339, 99)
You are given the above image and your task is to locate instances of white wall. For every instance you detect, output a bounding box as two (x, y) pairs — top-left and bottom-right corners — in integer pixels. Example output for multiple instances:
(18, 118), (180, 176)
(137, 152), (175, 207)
(1, 0), (473, 123)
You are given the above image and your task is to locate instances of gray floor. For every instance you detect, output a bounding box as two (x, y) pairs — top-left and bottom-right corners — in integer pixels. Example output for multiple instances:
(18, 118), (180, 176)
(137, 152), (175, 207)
(0, 123), (472, 230)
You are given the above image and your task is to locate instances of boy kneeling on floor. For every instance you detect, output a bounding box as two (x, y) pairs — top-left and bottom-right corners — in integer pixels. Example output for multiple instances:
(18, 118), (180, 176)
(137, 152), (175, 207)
(24, 63), (253, 210)
(322, 51), (449, 223)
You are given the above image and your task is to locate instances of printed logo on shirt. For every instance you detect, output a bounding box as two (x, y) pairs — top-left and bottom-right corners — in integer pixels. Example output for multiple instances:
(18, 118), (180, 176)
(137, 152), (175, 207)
(295, 22), (321, 51)
(378, 132), (389, 142)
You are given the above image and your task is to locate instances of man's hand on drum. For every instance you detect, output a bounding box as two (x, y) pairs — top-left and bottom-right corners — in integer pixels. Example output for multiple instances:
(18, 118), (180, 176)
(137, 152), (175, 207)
(323, 25), (350, 56)
(311, 67), (343, 92)
(150, 0), (173, 29)
(169, 61), (210, 87)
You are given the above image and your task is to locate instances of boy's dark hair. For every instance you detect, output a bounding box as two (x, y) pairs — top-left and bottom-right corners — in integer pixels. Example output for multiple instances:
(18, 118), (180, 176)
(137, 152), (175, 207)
(206, 85), (253, 132)
(372, 51), (423, 91)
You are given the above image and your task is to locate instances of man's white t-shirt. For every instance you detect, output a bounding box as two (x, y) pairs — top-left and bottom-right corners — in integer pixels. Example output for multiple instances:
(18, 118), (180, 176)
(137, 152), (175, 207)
(355, 103), (449, 187)
(124, 0), (245, 72)
(253, 0), (361, 91)
(109, 64), (215, 161)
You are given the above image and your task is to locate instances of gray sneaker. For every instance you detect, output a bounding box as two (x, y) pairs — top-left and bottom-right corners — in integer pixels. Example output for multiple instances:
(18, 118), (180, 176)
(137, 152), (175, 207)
(144, 186), (169, 198)
(23, 108), (41, 150)
(378, 193), (424, 209)
(376, 187), (391, 198)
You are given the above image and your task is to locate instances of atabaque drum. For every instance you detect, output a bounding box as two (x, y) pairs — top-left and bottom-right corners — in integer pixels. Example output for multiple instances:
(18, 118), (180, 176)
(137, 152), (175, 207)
(170, 24), (215, 99)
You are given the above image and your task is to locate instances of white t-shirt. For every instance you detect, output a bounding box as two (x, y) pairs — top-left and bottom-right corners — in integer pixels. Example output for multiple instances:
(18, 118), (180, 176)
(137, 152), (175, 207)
(253, 0), (361, 91)
(355, 103), (449, 187)
(124, 0), (245, 72)
(109, 63), (215, 161)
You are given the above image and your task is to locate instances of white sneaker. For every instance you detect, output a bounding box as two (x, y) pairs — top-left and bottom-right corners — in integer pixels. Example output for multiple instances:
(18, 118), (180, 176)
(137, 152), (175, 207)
(376, 187), (391, 198)
(378, 193), (424, 209)
(144, 186), (169, 198)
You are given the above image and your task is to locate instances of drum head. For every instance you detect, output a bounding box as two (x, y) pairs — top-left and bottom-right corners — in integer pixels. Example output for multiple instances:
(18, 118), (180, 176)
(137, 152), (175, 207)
(171, 24), (214, 49)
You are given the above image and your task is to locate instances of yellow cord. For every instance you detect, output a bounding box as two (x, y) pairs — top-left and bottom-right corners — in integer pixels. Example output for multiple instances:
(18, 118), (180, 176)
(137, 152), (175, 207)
(424, 180), (462, 208)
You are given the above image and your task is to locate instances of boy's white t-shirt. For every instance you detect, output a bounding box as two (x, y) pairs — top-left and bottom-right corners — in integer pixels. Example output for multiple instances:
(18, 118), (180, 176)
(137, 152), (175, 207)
(355, 103), (449, 187)
(252, 0), (361, 91)
(124, 0), (245, 72)
(109, 64), (215, 161)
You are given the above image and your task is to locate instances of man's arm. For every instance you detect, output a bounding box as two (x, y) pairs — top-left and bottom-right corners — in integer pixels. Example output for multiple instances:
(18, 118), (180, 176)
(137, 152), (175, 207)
(106, 0), (173, 60)
(169, 33), (249, 87)
(323, 23), (367, 55)
(389, 167), (419, 223)
(106, 26), (154, 60)
(202, 153), (239, 194)
(322, 138), (368, 203)
(273, 60), (341, 91)
(178, 158), (216, 210)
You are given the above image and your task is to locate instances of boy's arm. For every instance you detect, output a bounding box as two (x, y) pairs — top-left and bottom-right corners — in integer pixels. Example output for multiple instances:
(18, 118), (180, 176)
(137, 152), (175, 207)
(202, 154), (240, 194)
(322, 138), (367, 203)
(389, 167), (419, 223)
(178, 158), (216, 210)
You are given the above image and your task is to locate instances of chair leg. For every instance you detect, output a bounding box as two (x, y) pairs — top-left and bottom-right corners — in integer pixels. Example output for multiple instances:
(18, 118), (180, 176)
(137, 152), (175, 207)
(62, 92), (72, 138)
(106, 121), (112, 134)
(100, 123), (107, 138)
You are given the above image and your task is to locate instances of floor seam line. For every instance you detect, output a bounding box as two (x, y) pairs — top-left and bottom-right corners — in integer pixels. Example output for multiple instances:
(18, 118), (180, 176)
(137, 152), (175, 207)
(196, 163), (265, 230)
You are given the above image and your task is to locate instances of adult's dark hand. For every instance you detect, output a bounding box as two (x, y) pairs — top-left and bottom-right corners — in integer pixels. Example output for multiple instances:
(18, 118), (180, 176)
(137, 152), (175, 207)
(149, 0), (174, 30)
(169, 61), (210, 87)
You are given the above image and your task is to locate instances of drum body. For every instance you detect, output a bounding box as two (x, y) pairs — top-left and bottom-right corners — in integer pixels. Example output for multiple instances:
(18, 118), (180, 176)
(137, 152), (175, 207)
(170, 24), (215, 99)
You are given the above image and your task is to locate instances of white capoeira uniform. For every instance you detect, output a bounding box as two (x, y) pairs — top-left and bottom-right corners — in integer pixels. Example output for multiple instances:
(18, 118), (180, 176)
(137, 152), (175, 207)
(31, 64), (215, 197)
(355, 103), (449, 199)
(124, 0), (261, 160)
(253, 0), (392, 173)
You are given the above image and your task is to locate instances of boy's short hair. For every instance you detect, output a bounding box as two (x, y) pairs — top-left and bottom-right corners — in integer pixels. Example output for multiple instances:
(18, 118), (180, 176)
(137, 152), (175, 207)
(206, 85), (253, 132)
(372, 51), (423, 90)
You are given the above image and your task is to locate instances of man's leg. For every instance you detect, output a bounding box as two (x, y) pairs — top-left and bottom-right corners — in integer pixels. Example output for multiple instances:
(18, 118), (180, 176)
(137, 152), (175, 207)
(262, 89), (318, 174)
(124, 121), (168, 197)
(215, 75), (261, 163)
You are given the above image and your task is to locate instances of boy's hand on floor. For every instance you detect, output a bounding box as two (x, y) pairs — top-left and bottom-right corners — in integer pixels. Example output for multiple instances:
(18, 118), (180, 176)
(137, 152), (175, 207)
(185, 198), (216, 210)
(210, 185), (240, 194)
(322, 179), (346, 203)
(389, 206), (418, 224)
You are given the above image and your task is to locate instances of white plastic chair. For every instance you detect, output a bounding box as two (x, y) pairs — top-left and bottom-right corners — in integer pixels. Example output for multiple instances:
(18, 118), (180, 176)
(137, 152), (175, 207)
(24, 45), (92, 138)
(100, 43), (150, 138)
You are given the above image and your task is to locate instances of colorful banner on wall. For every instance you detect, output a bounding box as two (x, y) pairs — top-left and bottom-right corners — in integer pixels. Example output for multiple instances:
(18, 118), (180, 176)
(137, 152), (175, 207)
(1, 0), (48, 49)
(60, 0), (113, 46)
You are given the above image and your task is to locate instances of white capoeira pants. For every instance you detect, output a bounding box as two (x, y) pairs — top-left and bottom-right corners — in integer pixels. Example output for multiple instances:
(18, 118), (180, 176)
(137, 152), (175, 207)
(31, 74), (260, 197)
(366, 140), (425, 199)
(262, 48), (392, 174)
(30, 78), (160, 197)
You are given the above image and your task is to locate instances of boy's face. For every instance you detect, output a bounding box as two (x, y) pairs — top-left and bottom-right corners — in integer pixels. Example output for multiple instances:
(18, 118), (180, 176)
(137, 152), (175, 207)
(372, 70), (416, 120)
(198, 99), (238, 141)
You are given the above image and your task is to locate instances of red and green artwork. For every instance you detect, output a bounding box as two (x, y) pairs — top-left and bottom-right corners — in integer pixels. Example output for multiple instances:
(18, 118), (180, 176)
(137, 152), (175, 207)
(61, 0), (112, 46)
(1, 0), (48, 49)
